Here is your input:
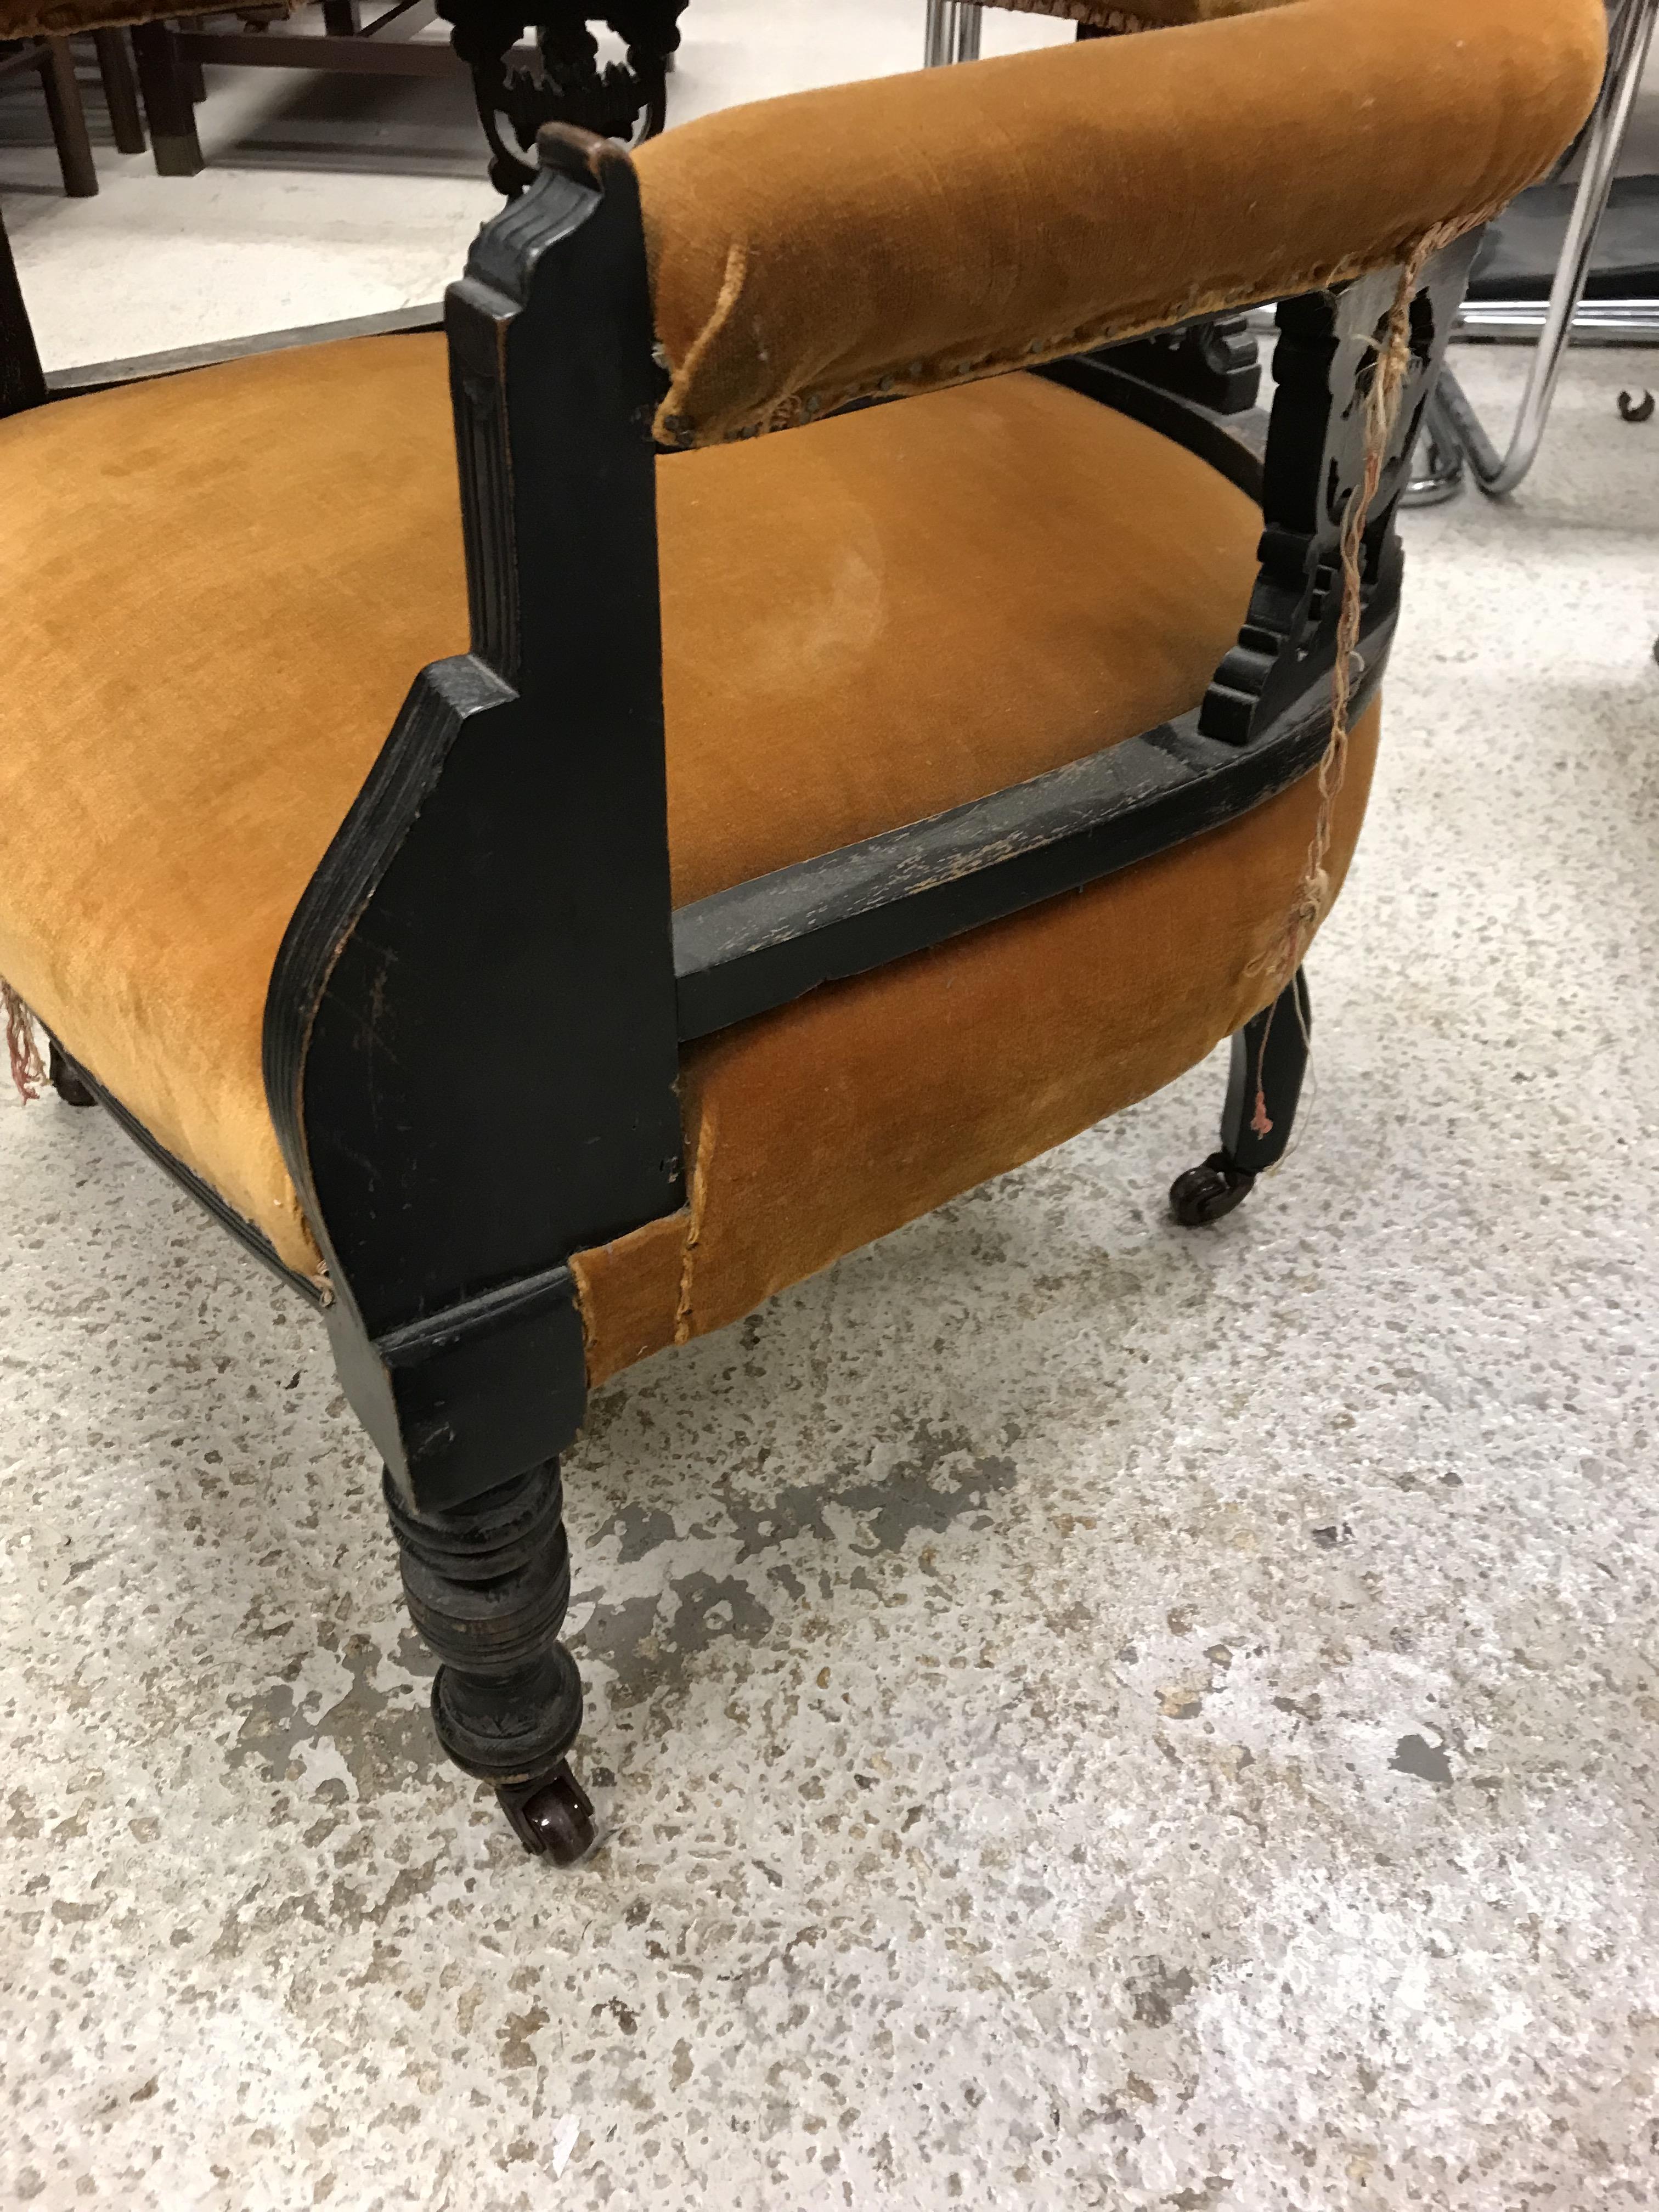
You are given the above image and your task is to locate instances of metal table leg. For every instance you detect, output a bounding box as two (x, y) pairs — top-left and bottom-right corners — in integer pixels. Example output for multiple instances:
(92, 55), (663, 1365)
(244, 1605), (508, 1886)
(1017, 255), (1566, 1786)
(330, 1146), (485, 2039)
(923, 1), (982, 65)
(1441, 0), (1659, 498)
(1402, 383), (1468, 506)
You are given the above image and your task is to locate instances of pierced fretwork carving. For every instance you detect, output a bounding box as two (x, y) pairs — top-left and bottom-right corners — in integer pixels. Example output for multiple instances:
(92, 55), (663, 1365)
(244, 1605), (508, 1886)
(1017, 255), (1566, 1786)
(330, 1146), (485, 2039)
(1201, 236), (1481, 746)
(438, 0), (689, 195)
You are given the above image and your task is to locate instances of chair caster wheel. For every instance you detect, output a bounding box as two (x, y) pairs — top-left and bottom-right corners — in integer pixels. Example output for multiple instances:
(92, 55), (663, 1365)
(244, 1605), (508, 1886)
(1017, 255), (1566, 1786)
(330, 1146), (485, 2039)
(48, 1041), (98, 1109)
(497, 1760), (596, 1864)
(1170, 1151), (1256, 1227)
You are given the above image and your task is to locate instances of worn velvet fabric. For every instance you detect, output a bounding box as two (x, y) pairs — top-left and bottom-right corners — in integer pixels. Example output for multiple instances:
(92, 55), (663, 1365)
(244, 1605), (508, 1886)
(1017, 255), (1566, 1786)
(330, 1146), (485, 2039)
(634, 0), (1606, 445)
(1, 337), (1269, 1308)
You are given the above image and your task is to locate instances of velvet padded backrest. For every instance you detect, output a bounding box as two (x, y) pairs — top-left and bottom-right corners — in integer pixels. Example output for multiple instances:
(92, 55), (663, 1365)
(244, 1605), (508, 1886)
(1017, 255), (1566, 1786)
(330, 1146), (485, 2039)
(633, 0), (1605, 447)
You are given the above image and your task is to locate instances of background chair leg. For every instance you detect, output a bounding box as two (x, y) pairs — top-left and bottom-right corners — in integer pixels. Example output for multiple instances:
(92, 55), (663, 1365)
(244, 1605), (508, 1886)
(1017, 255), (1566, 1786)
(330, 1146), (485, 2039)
(130, 24), (203, 176)
(48, 1040), (100, 1108)
(1171, 967), (1312, 1226)
(39, 39), (99, 198)
(383, 1460), (595, 1863)
(93, 27), (147, 156)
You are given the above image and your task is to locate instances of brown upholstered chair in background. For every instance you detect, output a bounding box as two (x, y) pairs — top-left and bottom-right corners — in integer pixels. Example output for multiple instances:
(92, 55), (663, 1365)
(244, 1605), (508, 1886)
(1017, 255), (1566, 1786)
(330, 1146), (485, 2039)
(0, 0), (1603, 1863)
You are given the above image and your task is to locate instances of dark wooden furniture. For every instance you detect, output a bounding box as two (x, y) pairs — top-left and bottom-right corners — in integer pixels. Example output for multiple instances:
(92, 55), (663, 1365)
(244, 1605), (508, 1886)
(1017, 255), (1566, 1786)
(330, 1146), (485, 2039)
(0, 36), (99, 198)
(130, 0), (687, 185)
(1, 23), (150, 173)
(93, 25), (145, 150)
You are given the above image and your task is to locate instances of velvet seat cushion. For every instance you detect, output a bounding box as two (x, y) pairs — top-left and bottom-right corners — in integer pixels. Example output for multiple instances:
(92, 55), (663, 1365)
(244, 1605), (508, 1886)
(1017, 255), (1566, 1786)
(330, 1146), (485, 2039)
(0, 329), (1368, 1383)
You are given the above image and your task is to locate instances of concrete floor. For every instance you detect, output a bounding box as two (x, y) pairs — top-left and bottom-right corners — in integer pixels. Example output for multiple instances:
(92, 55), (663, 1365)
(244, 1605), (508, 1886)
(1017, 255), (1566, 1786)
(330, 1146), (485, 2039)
(4, 13), (1659, 2212)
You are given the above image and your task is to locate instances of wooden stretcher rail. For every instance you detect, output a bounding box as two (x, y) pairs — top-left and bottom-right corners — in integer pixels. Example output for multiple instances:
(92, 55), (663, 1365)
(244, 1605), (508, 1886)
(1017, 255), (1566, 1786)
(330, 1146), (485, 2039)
(672, 620), (1391, 1041)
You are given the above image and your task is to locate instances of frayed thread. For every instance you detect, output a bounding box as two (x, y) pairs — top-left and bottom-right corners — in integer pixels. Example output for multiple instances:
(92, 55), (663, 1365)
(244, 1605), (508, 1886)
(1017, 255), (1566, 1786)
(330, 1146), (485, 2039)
(1245, 216), (1477, 1133)
(1249, 1024), (1276, 1137)
(2, 979), (46, 1103)
(672, 1104), (716, 1346)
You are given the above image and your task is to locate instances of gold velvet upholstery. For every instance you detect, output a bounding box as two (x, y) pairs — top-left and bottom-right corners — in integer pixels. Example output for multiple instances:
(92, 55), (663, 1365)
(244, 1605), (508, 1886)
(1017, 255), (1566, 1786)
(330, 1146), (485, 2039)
(1, 335), (1289, 1344)
(659, 368), (1262, 907)
(635, 0), (1605, 444)
(0, 338), (469, 1278)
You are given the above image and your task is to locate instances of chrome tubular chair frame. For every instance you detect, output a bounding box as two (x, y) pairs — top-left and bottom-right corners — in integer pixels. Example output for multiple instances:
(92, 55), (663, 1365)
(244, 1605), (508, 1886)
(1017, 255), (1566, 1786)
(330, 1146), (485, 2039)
(1410, 0), (1659, 503)
(924, 0), (983, 66)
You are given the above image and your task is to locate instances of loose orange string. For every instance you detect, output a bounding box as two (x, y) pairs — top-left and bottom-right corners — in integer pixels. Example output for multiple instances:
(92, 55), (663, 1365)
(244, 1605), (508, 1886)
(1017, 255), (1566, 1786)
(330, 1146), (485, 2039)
(1246, 222), (1465, 1133)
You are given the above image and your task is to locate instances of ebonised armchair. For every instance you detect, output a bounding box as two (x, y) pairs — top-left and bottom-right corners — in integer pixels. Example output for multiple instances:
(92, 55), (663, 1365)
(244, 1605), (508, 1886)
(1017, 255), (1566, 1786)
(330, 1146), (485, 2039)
(0, 0), (1603, 1861)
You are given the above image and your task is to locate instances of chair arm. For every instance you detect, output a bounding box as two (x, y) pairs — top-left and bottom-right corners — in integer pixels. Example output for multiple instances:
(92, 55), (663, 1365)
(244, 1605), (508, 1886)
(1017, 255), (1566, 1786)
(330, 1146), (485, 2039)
(633, 0), (1605, 447)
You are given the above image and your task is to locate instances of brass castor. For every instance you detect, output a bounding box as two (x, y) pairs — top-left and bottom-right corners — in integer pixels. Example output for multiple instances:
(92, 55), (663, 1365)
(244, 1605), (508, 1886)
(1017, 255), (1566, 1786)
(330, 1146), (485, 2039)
(1170, 1151), (1256, 1227)
(48, 1040), (98, 1109)
(498, 1761), (596, 1863)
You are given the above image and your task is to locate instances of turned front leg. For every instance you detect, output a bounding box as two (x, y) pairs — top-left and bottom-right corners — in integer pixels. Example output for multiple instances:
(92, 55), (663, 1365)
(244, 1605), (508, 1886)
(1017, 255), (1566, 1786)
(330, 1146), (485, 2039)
(383, 1460), (595, 1862)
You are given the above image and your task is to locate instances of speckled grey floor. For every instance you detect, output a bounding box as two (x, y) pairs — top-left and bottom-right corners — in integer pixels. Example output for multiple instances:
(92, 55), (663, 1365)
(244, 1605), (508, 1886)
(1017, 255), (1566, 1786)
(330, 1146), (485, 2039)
(6, 127), (1659, 2212)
